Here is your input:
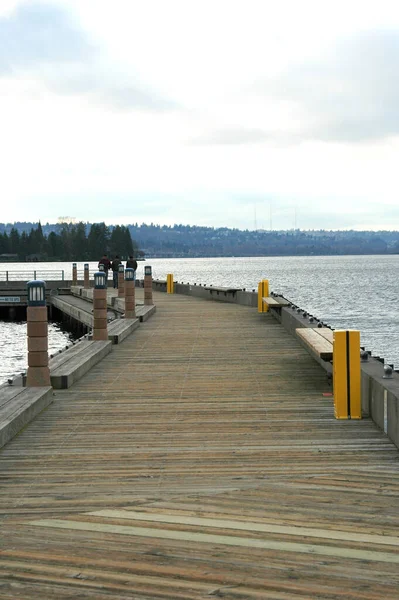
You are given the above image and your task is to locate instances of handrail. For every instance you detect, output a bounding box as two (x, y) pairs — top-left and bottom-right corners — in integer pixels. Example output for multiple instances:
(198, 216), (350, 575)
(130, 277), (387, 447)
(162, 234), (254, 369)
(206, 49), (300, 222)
(0, 270), (65, 282)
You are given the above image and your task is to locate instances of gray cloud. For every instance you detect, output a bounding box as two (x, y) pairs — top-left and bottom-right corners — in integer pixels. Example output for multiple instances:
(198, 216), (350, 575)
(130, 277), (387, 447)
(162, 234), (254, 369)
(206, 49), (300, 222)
(0, 1), (177, 111)
(264, 29), (399, 143)
(193, 29), (399, 145)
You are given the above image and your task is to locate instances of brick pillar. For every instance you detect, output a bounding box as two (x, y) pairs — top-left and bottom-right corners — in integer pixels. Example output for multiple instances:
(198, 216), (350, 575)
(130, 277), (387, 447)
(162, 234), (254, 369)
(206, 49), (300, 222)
(93, 272), (108, 341)
(144, 265), (153, 306)
(84, 263), (90, 289)
(72, 263), (77, 286)
(124, 268), (136, 318)
(118, 264), (125, 298)
(26, 280), (50, 387)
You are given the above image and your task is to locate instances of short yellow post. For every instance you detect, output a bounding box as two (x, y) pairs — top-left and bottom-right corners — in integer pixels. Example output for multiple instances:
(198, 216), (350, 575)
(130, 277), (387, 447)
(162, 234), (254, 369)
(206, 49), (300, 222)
(333, 330), (361, 419)
(167, 273), (174, 294)
(258, 280), (269, 313)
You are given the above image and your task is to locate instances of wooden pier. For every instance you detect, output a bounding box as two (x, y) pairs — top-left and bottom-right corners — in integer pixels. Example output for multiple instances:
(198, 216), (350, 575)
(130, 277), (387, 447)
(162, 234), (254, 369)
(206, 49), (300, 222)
(1, 290), (399, 598)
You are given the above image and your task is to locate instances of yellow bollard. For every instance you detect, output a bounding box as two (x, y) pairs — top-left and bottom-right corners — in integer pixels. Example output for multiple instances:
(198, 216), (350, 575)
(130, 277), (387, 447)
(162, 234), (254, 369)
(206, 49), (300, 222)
(257, 279), (269, 313)
(167, 273), (174, 294)
(333, 330), (361, 419)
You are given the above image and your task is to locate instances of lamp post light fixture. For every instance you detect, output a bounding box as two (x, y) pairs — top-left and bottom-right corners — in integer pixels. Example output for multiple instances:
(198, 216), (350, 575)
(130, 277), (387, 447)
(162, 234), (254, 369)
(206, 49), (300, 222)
(27, 280), (46, 306)
(84, 263), (90, 289)
(125, 268), (134, 281)
(125, 268), (136, 318)
(93, 271), (108, 340)
(144, 265), (153, 306)
(72, 263), (77, 285)
(118, 263), (125, 298)
(26, 280), (50, 387)
(94, 271), (107, 289)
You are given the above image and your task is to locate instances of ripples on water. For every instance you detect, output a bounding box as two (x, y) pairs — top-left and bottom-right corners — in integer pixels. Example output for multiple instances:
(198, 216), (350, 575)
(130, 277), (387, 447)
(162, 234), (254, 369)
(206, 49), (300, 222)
(0, 256), (398, 381)
(0, 321), (72, 384)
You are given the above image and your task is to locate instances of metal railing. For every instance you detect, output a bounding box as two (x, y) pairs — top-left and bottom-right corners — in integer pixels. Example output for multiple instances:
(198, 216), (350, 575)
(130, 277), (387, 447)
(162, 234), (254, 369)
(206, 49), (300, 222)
(0, 270), (65, 282)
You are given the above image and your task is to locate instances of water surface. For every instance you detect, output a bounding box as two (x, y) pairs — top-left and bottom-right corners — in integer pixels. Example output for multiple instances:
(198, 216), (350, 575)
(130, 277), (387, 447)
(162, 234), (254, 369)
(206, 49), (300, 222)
(0, 255), (398, 382)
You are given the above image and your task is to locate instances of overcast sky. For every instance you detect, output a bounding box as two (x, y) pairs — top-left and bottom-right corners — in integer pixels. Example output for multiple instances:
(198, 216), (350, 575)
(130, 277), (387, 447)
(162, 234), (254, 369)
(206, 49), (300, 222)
(1, 0), (399, 231)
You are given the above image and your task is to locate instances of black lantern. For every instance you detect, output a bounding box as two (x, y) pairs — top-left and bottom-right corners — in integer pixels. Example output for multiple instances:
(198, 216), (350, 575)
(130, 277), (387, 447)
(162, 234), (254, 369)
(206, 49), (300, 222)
(125, 268), (134, 281)
(27, 280), (46, 306)
(94, 271), (106, 289)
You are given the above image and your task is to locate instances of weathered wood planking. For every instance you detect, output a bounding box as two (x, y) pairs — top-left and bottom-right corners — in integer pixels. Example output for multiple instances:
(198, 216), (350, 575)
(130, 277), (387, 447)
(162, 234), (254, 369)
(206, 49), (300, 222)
(0, 386), (53, 449)
(0, 291), (398, 599)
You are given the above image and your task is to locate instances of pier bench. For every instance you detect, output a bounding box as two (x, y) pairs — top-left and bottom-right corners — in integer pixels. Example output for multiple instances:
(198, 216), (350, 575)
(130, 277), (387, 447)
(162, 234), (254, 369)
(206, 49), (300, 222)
(204, 286), (243, 297)
(296, 327), (334, 361)
(49, 340), (112, 389)
(135, 304), (157, 322)
(262, 296), (290, 309)
(0, 386), (53, 449)
(106, 318), (140, 344)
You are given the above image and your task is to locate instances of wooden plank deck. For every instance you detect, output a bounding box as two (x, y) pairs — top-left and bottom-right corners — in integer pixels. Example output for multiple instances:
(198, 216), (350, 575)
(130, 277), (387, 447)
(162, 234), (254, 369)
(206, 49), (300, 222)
(0, 291), (398, 599)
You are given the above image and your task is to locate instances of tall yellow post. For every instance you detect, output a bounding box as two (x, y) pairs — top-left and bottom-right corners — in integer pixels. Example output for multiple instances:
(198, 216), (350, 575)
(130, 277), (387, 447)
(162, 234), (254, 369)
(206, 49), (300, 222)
(333, 330), (361, 419)
(167, 273), (174, 294)
(258, 280), (269, 313)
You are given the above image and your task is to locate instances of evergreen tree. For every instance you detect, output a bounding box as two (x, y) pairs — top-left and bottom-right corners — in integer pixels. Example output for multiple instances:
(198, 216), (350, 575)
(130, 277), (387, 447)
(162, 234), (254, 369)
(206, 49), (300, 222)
(122, 225), (135, 256)
(71, 222), (88, 259)
(19, 231), (30, 260)
(0, 232), (9, 254)
(88, 222), (110, 259)
(9, 228), (20, 254)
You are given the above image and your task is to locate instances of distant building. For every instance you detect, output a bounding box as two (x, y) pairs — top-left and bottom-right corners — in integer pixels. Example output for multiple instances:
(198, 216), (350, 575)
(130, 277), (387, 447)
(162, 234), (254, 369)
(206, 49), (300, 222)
(57, 217), (76, 224)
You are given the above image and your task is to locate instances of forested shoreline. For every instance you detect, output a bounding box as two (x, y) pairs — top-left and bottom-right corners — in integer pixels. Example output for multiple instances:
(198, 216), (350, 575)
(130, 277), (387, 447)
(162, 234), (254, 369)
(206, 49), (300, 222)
(0, 221), (399, 260)
(0, 222), (140, 261)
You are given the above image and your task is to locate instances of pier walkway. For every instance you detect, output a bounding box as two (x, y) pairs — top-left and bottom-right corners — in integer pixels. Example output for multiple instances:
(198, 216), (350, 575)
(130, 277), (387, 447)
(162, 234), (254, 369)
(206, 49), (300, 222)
(1, 291), (399, 599)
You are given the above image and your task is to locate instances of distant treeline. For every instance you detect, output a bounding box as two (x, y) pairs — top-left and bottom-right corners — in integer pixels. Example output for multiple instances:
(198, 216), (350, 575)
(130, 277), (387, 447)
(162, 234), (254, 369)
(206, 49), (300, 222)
(0, 222), (141, 261)
(0, 221), (399, 259)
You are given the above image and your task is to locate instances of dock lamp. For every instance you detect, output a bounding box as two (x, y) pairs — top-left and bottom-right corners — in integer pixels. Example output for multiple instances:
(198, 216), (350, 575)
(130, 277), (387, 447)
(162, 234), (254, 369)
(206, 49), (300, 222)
(125, 268), (135, 318)
(93, 271), (108, 340)
(72, 262), (77, 285)
(27, 280), (46, 306)
(125, 268), (134, 281)
(144, 265), (153, 306)
(26, 280), (50, 387)
(94, 271), (107, 289)
(118, 263), (125, 298)
(84, 263), (90, 289)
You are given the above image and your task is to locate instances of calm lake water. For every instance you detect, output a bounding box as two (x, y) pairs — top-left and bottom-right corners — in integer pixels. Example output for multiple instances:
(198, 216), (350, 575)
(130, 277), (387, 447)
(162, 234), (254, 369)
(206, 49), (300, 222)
(0, 255), (398, 382)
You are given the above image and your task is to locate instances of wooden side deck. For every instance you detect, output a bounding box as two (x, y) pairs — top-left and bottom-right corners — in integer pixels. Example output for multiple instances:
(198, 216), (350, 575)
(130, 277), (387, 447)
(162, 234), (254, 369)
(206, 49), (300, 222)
(0, 291), (398, 599)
